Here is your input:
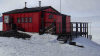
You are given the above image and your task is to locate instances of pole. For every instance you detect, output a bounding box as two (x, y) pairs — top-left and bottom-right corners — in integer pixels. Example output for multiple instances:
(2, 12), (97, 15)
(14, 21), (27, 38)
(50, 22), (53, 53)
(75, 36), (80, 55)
(90, 22), (92, 35)
(60, 0), (61, 13)
(25, 2), (27, 8)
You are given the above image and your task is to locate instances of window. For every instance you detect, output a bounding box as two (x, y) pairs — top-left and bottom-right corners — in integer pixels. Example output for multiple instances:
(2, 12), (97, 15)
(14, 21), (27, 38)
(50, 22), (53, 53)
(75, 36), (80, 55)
(29, 17), (32, 23)
(4, 15), (9, 23)
(49, 15), (53, 19)
(17, 18), (20, 23)
(25, 17), (28, 23)
(21, 18), (24, 23)
(19, 17), (32, 23)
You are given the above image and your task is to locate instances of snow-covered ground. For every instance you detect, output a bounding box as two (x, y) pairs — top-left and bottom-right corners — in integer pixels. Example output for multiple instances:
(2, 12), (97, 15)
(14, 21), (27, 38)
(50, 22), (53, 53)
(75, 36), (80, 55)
(0, 33), (100, 56)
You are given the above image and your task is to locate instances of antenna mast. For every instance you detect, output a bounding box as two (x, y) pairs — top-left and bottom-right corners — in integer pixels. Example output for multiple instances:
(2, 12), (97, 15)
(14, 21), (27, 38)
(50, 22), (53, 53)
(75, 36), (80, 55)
(60, 0), (61, 13)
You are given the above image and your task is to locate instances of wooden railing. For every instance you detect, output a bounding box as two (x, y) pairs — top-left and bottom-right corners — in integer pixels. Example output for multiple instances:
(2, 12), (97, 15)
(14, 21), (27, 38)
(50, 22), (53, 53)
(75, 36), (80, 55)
(71, 22), (88, 38)
(44, 22), (89, 39)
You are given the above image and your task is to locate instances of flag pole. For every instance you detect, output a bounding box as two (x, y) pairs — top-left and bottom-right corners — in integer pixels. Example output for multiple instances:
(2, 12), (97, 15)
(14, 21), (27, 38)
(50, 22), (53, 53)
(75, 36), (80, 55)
(60, 0), (61, 13)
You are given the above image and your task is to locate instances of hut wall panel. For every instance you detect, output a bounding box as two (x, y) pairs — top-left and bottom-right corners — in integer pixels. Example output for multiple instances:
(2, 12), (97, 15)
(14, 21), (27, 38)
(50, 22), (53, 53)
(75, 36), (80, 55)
(66, 16), (71, 32)
(32, 12), (40, 32)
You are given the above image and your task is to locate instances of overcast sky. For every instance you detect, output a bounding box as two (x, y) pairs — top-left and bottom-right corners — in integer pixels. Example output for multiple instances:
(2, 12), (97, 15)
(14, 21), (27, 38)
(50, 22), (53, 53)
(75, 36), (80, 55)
(0, 0), (100, 17)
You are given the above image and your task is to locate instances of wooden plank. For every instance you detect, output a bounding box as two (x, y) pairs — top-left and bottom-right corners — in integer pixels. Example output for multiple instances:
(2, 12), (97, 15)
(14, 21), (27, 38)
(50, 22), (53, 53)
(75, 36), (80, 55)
(85, 23), (87, 37)
(76, 23), (78, 38)
(80, 23), (82, 36)
(87, 23), (88, 38)
(83, 23), (85, 37)
(71, 23), (73, 35)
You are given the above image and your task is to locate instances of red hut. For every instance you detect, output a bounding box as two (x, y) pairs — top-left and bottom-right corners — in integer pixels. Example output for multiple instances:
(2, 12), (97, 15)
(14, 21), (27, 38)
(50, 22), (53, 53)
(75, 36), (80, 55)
(2, 6), (71, 34)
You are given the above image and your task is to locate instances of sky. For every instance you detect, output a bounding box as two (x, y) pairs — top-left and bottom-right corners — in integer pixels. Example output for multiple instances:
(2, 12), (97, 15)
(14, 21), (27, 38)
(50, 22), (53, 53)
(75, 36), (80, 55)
(0, 0), (100, 44)
(0, 0), (100, 17)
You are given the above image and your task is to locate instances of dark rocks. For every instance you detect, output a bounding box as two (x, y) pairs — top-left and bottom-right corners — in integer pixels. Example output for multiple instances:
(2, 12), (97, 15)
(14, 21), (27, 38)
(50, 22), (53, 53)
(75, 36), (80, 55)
(0, 31), (31, 39)
(69, 42), (76, 46)
(76, 45), (84, 48)
(57, 34), (72, 43)
(69, 42), (84, 48)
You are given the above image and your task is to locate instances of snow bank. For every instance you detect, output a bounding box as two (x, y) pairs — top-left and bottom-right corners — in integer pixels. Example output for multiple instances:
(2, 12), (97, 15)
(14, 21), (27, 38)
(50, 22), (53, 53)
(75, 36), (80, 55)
(0, 34), (100, 56)
(73, 36), (100, 48)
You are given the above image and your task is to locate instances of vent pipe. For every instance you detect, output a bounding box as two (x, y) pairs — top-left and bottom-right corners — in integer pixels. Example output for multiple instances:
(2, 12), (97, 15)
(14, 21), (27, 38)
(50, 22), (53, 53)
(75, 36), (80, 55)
(24, 2), (27, 9)
(39, 1), (41, 7)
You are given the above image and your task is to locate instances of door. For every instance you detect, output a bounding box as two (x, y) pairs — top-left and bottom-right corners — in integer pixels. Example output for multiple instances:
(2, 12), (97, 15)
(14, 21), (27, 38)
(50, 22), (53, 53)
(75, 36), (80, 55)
(39, 11), (45, 34)
(62, 15), (66, 34)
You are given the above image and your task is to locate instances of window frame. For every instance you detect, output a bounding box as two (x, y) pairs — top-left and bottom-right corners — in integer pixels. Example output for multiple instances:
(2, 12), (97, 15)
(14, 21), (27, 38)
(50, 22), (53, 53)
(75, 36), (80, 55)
(17, 18), (20, 23)
(48, 14), (53, 19)
(29, 17), (32, 23)
(4, 15), (9, 23)
(21, 17), (24, 23)
(25, 17), (28, 23)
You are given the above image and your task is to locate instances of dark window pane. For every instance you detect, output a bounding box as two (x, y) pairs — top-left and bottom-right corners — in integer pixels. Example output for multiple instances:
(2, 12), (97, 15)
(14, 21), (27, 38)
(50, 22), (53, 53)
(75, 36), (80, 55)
(25, 17), (28, 23)
(49, 15), (53, 19)
(29, 17), (32, 23)
(21, 18), (24, 23)
(4, 15), (9, 23)
(17, 18), (20, 23)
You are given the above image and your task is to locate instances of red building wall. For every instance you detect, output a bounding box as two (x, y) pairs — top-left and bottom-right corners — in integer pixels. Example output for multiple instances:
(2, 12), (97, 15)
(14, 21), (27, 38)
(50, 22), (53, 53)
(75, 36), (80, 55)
(66, 16), (71, 32)
(42, 8), (63, 34)
(3, 12), (41, 32)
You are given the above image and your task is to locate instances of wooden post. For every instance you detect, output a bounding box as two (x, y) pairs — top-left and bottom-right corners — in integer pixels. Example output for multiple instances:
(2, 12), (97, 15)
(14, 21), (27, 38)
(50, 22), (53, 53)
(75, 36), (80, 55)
(83, 23), (85, 37)
(59, 23), (61, 34)
(76, 23), (78, 38)
(39, 12), (45, 34)
(87, 23), (88, 38)
(52, 22), (56, 34)
(71, 23), (73, 36)
(80, 23), (82, 36)
(85, 23), (87, 37)
(81, 23), (83, 37)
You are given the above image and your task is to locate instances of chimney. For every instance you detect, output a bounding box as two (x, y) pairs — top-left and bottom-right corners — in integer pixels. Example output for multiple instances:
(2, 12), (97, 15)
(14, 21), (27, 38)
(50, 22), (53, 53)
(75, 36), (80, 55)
(39, 1), (41, 7)
(24, 2), (27, 9)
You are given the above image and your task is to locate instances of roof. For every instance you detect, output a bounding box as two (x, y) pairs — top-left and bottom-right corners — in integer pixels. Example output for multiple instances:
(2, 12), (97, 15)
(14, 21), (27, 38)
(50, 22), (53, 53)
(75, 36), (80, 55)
(3, 6), (61, 14)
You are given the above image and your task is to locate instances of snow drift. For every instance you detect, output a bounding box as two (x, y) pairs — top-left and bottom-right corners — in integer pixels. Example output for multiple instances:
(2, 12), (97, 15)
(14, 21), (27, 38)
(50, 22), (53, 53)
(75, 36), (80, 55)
(0, 33), (100, 56)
